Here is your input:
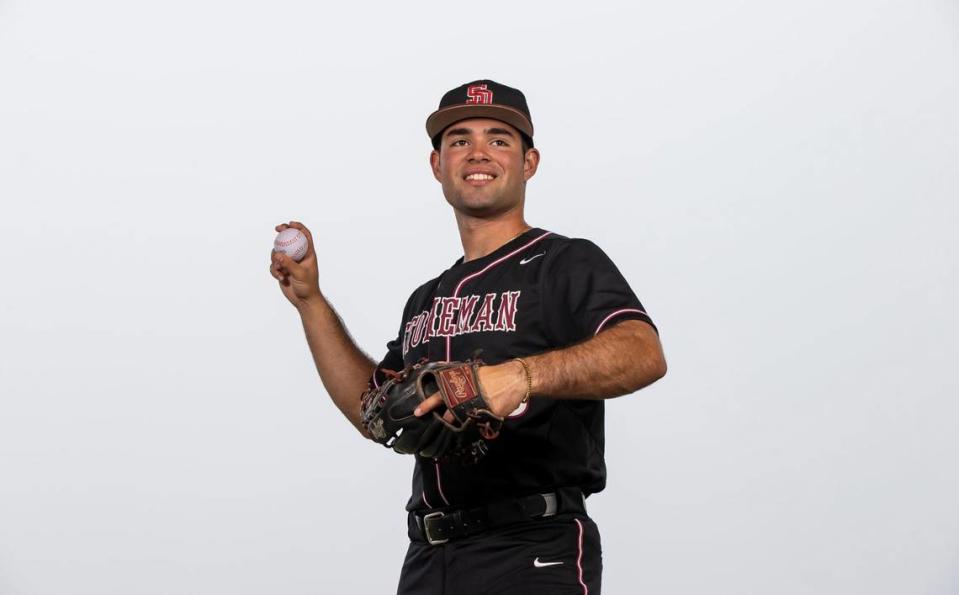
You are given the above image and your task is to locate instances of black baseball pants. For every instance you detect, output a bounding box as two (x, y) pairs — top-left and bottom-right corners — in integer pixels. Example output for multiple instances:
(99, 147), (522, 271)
(397, 513), (602, 595)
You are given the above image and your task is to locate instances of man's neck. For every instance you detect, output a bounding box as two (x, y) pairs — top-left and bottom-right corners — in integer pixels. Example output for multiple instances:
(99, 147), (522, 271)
(456, 212), (532, 263)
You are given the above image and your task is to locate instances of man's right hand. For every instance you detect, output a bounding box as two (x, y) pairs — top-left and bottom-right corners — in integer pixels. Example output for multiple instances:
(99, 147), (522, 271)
(270, 221), (322, 309)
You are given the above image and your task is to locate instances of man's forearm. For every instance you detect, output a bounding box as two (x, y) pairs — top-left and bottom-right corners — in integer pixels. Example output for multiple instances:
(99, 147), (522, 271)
(525, 319), (666, 400)
(297, 296), (376, 433)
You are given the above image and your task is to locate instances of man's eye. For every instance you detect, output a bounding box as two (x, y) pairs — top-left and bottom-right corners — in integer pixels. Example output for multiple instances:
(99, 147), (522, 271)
(491, 139), (508, 146)
(450, 139), (468, 147)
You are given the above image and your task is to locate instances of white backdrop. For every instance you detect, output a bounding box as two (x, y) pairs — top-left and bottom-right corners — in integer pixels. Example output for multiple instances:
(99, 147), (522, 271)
(1, 1), (957, 593)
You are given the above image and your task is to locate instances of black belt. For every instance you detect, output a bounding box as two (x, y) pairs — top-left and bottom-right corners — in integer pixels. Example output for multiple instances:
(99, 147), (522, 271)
(409, 487), (587, 546)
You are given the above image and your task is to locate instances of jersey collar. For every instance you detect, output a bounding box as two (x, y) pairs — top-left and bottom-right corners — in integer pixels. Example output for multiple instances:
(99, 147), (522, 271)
(448, 227), (547, 271)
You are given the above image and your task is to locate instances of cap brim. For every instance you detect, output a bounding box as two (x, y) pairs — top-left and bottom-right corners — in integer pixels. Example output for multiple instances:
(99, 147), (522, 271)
(426, 104), (534, 143)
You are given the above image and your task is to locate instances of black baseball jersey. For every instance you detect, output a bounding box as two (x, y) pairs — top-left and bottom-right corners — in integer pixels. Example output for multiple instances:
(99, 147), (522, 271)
(370, 228), (656, 512)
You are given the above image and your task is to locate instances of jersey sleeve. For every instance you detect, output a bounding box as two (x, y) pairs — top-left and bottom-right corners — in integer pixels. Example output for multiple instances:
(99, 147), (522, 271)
(367, 291), (415, 390)
(541, 238), (656, 345)
(368, 330), (405, 390)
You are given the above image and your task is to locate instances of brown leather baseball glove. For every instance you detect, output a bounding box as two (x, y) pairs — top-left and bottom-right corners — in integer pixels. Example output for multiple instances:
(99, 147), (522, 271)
(360, 360), (504, 464)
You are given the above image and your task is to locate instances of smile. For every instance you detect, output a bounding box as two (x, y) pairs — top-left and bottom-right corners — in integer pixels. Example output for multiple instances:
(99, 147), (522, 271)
(465, 173), (496, 181)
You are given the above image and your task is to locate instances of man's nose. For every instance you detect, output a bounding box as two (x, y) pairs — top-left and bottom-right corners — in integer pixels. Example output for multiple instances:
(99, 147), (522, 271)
(467, 144), (490, 161)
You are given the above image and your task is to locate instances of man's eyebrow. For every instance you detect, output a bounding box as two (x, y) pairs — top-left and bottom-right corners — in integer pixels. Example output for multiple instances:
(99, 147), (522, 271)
(445, 128), (472, 138)
(444, 127), (517, 139)
(486, 127), (515, 137)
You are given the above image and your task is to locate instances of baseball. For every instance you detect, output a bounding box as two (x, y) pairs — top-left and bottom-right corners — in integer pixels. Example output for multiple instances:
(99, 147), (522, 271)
(273, 228), (308, 262)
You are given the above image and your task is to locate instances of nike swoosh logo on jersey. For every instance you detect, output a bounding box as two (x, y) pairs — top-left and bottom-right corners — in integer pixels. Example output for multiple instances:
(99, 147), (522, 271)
(519, 252), (545, 265)
(533, 557), (564, 568)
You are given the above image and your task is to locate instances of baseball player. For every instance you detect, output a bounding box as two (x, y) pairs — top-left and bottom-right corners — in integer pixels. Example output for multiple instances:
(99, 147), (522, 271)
(270, 79), (667, 594)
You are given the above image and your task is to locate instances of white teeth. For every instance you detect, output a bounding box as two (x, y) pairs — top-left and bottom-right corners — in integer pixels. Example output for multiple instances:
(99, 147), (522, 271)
(466, 173), (494, 180)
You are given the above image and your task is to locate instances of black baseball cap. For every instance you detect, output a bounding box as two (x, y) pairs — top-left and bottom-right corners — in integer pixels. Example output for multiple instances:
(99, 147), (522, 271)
(426, 79), (534, 149)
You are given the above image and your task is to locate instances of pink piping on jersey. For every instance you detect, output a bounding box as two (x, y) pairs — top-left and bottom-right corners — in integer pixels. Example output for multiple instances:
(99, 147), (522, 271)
(371, 370), (380, 389)
(422, 489), (433, 509)
(575, 518), (588, 594)
(594, 308), (648, 335)
(434, 462), (451, 506)
(444, 231), (554, 361)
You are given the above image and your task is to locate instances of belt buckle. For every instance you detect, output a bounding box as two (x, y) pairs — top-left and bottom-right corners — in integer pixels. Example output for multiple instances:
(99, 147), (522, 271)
(422, 511), (449, 546)
(540, 492), (558, 517)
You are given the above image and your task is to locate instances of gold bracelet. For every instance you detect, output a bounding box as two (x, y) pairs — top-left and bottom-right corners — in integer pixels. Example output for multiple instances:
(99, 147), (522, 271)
(514, 357), (533, 403)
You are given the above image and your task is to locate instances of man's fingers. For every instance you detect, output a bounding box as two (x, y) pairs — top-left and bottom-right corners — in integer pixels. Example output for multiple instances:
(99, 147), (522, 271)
(414, 394), (444, 417)
(273, 251), (300, 273)
(269, 262), (289, 284)
(271, 251), (285, 274)
(273, 252), (306, 286)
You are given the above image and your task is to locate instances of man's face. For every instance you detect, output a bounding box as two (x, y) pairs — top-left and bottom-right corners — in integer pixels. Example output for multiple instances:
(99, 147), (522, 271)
(430, 118), (539, 218)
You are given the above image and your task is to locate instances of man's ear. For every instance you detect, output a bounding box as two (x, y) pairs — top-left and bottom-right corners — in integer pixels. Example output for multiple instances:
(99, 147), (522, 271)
(523, 148), (540, 181)
(430, 150), (441, 182)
